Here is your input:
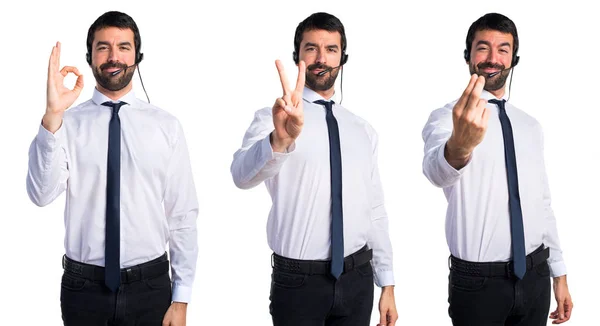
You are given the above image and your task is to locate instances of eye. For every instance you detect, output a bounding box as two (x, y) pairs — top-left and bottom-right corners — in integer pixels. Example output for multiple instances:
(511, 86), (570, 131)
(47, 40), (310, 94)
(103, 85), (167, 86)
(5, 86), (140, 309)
(477, 47), (489, 51)
(306, 47), (316, 52)
(97, 46), (108, 51)
(327, 48), (338, 53)
(120, 46), (131, 51)
(500, 49), (509, 54)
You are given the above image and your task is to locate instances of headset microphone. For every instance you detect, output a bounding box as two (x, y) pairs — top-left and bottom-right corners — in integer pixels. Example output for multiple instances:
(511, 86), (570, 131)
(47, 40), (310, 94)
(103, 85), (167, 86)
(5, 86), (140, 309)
(110, 64), (137, 76)
(317, 65), (343, 76)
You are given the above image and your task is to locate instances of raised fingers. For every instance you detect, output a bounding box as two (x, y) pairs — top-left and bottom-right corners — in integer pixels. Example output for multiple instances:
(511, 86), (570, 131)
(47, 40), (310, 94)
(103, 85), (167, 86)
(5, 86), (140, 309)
(465, 75), (486, 113)
(60, 66), (82, 77)
(453, 74), (478, 116)
(275, 59), (291, 96)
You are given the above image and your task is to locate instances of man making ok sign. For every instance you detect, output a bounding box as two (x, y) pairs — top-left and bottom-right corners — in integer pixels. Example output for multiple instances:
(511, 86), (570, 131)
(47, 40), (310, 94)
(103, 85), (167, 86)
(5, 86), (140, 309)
(231, 12), (397, 326)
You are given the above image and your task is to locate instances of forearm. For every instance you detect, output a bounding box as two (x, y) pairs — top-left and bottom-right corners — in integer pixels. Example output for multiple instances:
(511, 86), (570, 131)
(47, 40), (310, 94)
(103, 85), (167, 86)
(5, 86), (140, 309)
(26, 123), (68, 206)
(231, 134), (291, 189)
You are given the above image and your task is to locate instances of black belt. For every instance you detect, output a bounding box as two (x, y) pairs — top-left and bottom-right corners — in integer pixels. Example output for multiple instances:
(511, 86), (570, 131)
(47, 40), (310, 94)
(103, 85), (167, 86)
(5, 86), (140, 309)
(272, 245), (372, 275)
(449, 244), (549, 278)
(62, 253), (170, 283)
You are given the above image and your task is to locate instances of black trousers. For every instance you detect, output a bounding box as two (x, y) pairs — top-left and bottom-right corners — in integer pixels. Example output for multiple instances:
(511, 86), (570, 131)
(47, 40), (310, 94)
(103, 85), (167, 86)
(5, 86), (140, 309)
(448, 248), (551, 326)
(269, 249), (375, 326)
(60, 255), (172, 326)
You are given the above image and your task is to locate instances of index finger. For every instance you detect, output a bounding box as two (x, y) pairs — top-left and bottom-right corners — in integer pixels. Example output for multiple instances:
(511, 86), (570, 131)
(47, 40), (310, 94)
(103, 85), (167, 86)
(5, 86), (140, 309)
(275, 59), (291, 96)
(48, 41), (60, 75)
(294, 60), (306, 93)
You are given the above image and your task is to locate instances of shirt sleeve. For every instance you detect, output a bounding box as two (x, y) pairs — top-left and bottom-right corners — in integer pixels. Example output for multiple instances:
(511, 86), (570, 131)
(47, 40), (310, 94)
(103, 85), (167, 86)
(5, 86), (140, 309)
(421, 104), (470, 188)
(230, 107), (294, 189)
(164, 120), (199, 303)
(367, 129), (395, 287)
(26, 122), (69, 206)
(538, 126), (567, 277)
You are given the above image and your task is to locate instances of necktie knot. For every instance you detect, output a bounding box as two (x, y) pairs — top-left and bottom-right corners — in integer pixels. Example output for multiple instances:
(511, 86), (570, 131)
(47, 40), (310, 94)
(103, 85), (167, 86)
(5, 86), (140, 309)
(314, 100), (335, 112)
(488, 99), (506, 112)
(102, 101), (127, 115)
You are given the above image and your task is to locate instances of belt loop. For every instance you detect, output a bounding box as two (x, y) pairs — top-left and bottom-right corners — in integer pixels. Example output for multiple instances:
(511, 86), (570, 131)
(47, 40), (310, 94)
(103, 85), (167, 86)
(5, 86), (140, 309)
(271, 253), (274, 269)
(448, 256), (451, 270)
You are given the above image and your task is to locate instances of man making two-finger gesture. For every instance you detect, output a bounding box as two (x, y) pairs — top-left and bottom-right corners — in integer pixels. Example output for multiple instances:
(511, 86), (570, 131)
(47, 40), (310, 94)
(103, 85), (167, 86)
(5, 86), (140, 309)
(422, 13), (572, 325)
(231, 12), (397, 326)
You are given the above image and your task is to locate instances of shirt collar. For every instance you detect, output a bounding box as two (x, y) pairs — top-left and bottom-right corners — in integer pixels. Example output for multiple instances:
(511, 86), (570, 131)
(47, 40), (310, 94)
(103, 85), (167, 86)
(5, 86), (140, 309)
(302, 87), (338, 104)
(91, 88), (137, 107)
(480, 89), (508, 102)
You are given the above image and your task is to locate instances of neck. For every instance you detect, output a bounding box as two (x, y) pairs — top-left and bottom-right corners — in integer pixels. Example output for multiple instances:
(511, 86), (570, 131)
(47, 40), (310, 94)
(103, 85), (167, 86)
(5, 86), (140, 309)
(487, 87), (505, 99)
(307, 85), (335, 101)
(96, 83), (133, 101)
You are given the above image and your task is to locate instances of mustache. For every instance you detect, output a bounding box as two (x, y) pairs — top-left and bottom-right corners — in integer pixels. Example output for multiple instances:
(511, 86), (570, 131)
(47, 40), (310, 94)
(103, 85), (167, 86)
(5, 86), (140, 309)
(477, 62), (505, 70)
(307, 63), (333, 72)
(99, 62), (128, 70)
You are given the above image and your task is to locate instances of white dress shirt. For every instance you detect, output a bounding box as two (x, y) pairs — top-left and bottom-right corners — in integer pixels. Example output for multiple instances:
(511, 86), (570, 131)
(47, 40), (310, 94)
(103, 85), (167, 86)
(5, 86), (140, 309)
(26, 89), (199, 302)
(231, 87), (394, 287)
(422, 89), (566, 277)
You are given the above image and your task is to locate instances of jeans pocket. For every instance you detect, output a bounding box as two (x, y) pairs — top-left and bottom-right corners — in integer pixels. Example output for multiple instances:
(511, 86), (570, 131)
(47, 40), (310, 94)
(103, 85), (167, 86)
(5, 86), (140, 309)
(449, 271), (488, 292)
(143, 273), (171, 290)
(534, 262), (550, 278)
(355, 261), (374, 277)
(61, 273), (89, 292)
(271, 271), (307, 289)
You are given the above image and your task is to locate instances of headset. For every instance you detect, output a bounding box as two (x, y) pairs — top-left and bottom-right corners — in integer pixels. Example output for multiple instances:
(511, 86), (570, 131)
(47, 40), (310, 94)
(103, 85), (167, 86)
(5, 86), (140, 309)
(86, 49), (144, 66)
(463, 47), (519, 69)
(86, 44), (150, 103)
(293, 39), (349, 103)
(293, 48), (348, 67)
(464, 42), (519, 101)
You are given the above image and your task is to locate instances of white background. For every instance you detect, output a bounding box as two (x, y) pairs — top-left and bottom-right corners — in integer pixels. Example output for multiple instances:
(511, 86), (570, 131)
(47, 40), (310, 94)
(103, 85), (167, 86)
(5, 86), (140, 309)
(0, 0), (598, 324)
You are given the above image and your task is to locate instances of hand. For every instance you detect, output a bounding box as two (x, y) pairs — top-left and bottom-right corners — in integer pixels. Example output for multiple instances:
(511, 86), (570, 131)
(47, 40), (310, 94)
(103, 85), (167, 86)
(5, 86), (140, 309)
(270, 59), (306, 153)
(445, 74), (490, 169)
(162, 302), (187, 326)
(43, 41), (84, 133)
(549, 276), (573, 324)
(377, 286), (398, 326)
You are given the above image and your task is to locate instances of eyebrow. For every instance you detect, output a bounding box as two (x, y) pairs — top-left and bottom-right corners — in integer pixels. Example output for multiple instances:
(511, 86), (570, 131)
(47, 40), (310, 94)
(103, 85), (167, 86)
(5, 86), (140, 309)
(476, 40), (511, 48)
(303, 42), (339, 50)
(95, 41), (133, 48)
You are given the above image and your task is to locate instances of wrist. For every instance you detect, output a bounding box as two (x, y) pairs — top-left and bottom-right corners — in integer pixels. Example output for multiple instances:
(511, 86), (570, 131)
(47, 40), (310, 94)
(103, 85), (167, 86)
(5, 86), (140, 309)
(171, 301), (188, 310)
(270, 132), (290, 153)
(42, 112), (64, 133)
(445, 138), (472, 169)
(381, 285), (395, 294)
(553, 275), (567, 284)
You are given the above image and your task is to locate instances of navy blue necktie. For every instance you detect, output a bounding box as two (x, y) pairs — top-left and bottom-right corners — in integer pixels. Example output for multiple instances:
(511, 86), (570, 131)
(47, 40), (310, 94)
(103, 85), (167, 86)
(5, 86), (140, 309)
(313, 100), (344, 279)
(489, 99), (526, 279)
(101, 101), (126, 292)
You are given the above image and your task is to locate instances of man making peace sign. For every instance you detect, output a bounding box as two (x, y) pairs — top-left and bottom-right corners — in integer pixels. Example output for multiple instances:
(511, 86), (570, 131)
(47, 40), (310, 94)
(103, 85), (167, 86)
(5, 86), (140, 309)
(231, 12), (398, 326)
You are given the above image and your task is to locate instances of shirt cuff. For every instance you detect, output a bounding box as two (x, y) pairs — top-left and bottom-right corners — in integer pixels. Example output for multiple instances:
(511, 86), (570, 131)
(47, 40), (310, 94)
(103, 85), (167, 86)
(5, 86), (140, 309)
(549, 260), (567, 278)
(260, 134), (294, 163)
(436, 142), (470, 178)
(172, 283), (193, 303)
(374, 270), (395, 287)
(36, 121), (64, 150)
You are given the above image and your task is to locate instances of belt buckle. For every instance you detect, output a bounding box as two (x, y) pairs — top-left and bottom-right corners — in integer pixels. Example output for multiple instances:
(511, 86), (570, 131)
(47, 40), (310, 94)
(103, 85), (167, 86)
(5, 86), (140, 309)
(125, 268), (139, 283)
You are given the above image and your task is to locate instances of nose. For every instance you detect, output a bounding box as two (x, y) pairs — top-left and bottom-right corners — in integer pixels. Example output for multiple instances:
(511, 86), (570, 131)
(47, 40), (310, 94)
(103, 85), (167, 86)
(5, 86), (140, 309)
(316, 47), (327, 65)
(107, 46), (119, 63)
(487, 50), (501, 66)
